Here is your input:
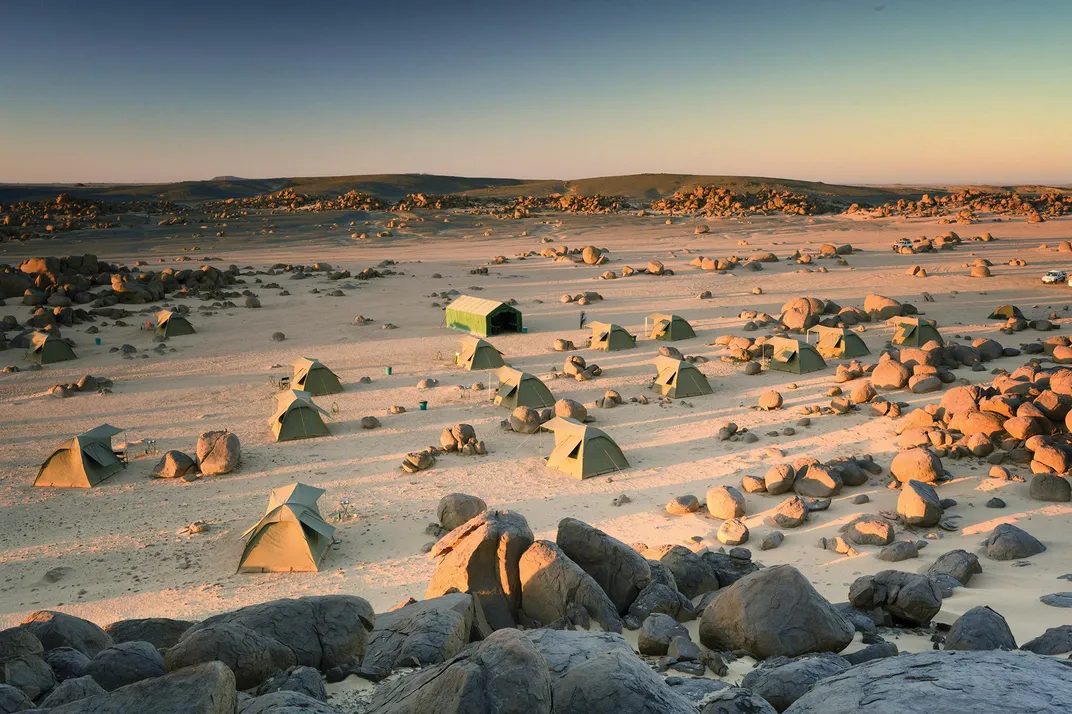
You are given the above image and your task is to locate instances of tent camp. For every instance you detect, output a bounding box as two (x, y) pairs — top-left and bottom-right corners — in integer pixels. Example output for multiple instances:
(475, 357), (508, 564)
(238, 482), (335, 573)
(269, 390), (331, 442)
(155, 310), (196, 337)
(25, 332), (76, 365)
(890, 317), (944, 347)
(767, 336), (828, 374)
(543, 417), (629, 479)
(650, 356), (713, 398)
(590, 322), (637, 351)
(648, 313), (696, 341)
(493, 367), (555, 409)
(445, 295), (522, 337)
(988, 305), (1024, 320)
(808, 326), (871, 360)
(457, 336), (505, 371)
(292, 357), (343, 396)
(34, 424), (125, 488)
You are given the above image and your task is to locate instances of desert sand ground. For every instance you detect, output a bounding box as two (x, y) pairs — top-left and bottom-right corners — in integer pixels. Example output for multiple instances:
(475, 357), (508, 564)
(1, 209), (1070, 682)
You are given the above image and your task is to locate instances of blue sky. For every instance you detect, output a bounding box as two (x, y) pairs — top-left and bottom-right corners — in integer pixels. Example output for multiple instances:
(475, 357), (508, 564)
(1, 0), (1070, 184)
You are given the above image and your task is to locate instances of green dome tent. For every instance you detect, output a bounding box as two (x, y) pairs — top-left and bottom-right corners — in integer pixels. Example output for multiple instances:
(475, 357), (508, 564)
(25, 331), (76, 365)
(34, 424), (125, 488)
(269, 390), (331, 442)
(493, 366), (555, 409)
(589, 322), (636, 351)
(648, 313), (696, 341)
(808, 326), (870, 359)
(543, 417), (629, 480)
(457, 336), (506, 371)
(890, 316), (944, 347)
(292, 357), (343, 396)
(988, 305), (1024, 320)
(445, 295), (522, 337)
(238, 483), (336, 573)
(650, 356), (712, 398)
(767, 336), (828, 374)
(155, 310), (196, 337)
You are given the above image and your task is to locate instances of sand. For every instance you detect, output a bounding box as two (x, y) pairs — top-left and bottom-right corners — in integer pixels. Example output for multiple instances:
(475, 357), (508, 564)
(2, 208), (1070, 660)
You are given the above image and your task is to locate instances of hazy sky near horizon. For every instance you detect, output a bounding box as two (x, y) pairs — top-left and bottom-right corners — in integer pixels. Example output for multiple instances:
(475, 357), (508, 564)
(2, 0), (1070, 185)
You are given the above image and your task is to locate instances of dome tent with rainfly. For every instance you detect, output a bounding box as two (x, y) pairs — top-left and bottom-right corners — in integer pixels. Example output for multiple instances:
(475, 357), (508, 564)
(445, 295), (523, 337)
(25, 331), (76, 365)
(543, 416), (629, 479)
(889, 316), (944, 347)
(650, 355), (712, 398)
(269, 390), (331, 442)
(492, 366), (555, 409)
(648, 313), (696, 341)
(456, 336), (505, 371)
(988, 304), (1024, 320)
(767, 336), (828, 374)
(291, 357), (343, 396)
(238, 482), (336, 573)
(807, 325), (870, 359)
(34, 424), (125, 488)
(589, 321), (637, 351)
(155, 309), (196, 337)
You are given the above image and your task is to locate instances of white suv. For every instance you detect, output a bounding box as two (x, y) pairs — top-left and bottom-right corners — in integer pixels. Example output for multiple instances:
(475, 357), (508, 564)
(1043, 270), (1067, 284)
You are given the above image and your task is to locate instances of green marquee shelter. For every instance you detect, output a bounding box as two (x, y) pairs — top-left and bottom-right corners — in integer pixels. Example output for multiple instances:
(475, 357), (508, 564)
(445, 295), (522, 337)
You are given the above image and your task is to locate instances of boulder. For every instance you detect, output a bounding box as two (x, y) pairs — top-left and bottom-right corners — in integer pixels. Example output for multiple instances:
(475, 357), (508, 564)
(365, 629), (552, 714)
(253, 666), (327, 702)
(552, 647), (695, 714)
(945, 606), (1017, 651)
(518, 540), (622, 632)
(701, 687), (778, 714)
(195, 430), (240, 475)
(150, 451), (197, 479)
(897, 480), (942, 526)
(103, 619), (193, 650)
(554, 398), (587, 422)
(706, 485), (746, 519)
(848, 570), (943, 625)
(793, 464), (842, 498)
(239, 691), (337, 714)
(41, 661), (236, 714)
(927, 549), (982, 586)
(644, 545), (718, 599)
(509, 406), (541, 434)
(0, 684), (32, 713)
(765, 464), (795, 495)
(43, 647), (89, 682)
(843, 517), (894, 547)
(1020, 625), (1072, 655)
(985, 523), (1045, 560)
(1029, 473), (1071, 501)
(864, 294), (903, 320)
(164, 623), (295, 690)
(759, 391), (783, 409)
(556, 518), (651, 615)
(741, 653), (851, 712)
(83, 640), (166, 691)
(698, 565), (853, 658)
(889, 448), (943, 484)
(19, 610), (112, 658)
(193, 595), (374, 670)
(363, 593), (475, 674)
(436, 493), (488, 531)
(772, 496), (809, 528)
(871, 361), (910, 389)
(637, 614), (688, 656)
(626, 582), (695, 623)
(782, 650), (1072, 714)
(38, 675), (107, 708)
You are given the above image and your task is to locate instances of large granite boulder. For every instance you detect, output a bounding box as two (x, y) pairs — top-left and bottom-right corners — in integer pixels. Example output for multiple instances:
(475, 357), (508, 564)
(699, 565), (854, 658)
(83, 640), (166, 692)
(42, 662), (236, 714)
(164, 623), (296, 690)
(926, 550), (981, 586)
(0, 626), (54, 700)
(43, 647), (89, 682)
(103, 618), (194, 650)
(365, 628), (552, 714)
(426, 510), (534, 631)
(643, 545), (718, 599)
(552, 647), (696, 714)
(363, 593), (475, 675)
(195, 430), (241, 475)
(522, 629), (633, 680)
(253, 666), (328, 702)
(701, 687), (778, 714)
(945, 606), (1017, 651)
(741, 653), (851, 712)
(239, 690), (339, 714)
(783, 650), (1072, 714)
(195, 595), (374, 670)
(0, 684), (32, 713)
(37, 675), (107, 708)
(518, 540), (621, 632)
(556, 518), (651, 615)
(848, 570), (943, 625)
(985, 524), (1046, 560)
(19, 610), (112, 657)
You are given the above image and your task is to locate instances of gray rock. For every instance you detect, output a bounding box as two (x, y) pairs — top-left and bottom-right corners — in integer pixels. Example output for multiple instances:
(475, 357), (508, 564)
(627, 583), (696, 623)
(522, 630), (632, 681)
(364, 593), (475, 674)
(43, 662), (235, 714)
(644, 545), (718, 599)
(664, 677), (729, 707)
(556, 518), (651, 615)
(897, 480), (942, 527)
(426, 510), (533, 631)
(84, 640), (165, 691)
(38, 675), (107, 708)
(945, 606), (1017, 651)
(760, 532), (784, 551)
(638, 614), (688, 656)
(195, 430), (241, 475)
(366, 629), (552, 714)
(985, 523), (1046, 560)
(253, 666), (327, 702)
(701, 550), (760, 586)
(0, 629), (42, 662)
(239, 690), (340, 714)
(1040, 592), (1072, 607)
(553, 648), (695, 714)
(150, 451), (197, 480)
(876, 541), (918, 562)
(1020, 624), (1072, 655)
(19, 610), (112, 657)
(518, 541), (622, 632)
(0, 684), (32, 713)
(741, 653), (851, 712)
(195, 595), (374, 670)
(848, 570), (943, 625)
(699, 565), (853, 658)
(103, 618), (194, 650)
(1029, 473), (1071, 502)
(783, 650), (1072, 714)
(843, 517), (895, 547)
(437, 494), (488, 531)
(700, 687), (778, 714)
(0, 652), (54, 701)
(842, 641), (898, 665)
(926, 549), (982, 585)
(164, 623), (295, 690)
(43, 647), (89, 682)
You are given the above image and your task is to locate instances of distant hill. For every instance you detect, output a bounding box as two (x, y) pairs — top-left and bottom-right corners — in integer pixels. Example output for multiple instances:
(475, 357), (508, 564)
(0, 172), (1065, 206)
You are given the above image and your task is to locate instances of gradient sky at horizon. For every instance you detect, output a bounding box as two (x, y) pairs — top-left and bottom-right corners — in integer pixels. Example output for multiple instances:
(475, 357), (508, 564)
(2, 0), (1070, 185)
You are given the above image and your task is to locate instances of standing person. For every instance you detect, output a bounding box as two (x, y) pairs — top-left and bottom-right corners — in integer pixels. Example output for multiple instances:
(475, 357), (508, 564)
(579, 311), (587, 330)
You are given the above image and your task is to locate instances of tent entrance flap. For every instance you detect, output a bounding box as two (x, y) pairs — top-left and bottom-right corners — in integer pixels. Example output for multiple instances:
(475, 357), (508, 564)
(489, 310), (519, 335)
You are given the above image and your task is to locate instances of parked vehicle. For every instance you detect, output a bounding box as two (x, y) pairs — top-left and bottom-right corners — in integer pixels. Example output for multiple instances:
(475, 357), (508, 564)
(892, 238), (914, 251)
(1042, 269), (1067, 284)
